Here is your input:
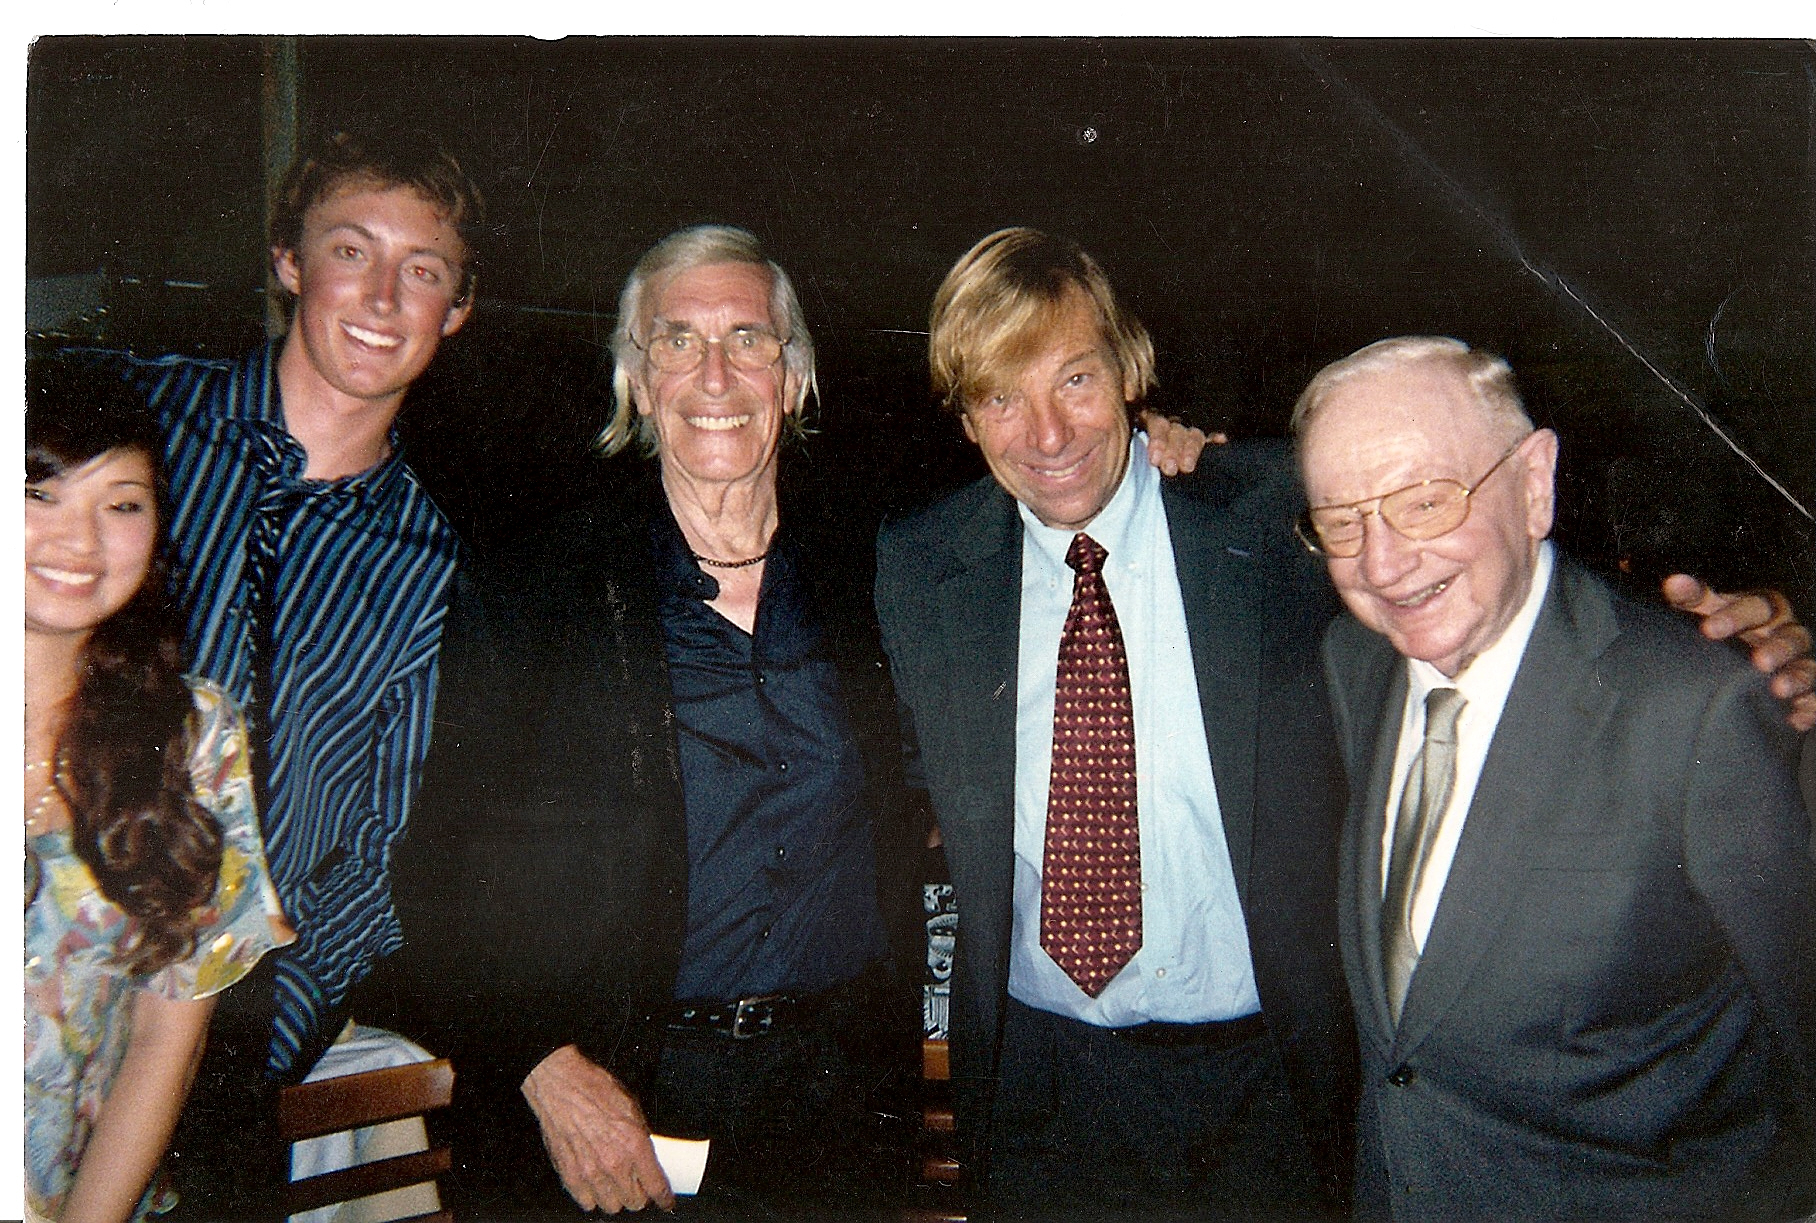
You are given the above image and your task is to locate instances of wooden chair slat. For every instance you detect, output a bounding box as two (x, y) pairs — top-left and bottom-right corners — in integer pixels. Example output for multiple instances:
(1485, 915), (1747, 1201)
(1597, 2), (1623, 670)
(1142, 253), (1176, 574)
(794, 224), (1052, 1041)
(282, 1147), (452, 1216)
(278, 1058), (455, 1142)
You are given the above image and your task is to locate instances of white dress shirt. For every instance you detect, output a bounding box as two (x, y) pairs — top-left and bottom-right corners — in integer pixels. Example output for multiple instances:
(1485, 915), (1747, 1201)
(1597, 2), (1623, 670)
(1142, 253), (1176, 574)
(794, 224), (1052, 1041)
(1008, 434), (1260, 1025)
(1383, 541), (1557, 950)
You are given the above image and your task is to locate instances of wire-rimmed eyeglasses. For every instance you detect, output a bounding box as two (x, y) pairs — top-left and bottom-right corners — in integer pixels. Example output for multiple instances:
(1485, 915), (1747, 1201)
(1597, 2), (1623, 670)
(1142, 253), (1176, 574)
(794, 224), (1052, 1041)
(1295, 438), (1528, 559)
(633, 327), (790, 374)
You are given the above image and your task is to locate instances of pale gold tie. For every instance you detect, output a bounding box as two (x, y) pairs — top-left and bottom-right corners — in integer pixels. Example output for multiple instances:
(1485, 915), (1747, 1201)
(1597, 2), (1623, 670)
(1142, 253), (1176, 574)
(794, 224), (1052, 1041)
(1382, 687), (1466, 1026)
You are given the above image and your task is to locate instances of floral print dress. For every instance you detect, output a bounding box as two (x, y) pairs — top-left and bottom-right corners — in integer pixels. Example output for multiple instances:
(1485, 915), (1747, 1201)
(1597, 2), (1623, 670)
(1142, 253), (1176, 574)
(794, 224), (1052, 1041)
(24, 681), (294, 1221)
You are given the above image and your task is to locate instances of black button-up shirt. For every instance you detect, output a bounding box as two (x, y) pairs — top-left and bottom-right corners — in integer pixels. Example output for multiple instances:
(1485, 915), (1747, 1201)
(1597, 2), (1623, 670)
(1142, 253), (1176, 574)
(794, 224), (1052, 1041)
(655, 510), (886, 1000)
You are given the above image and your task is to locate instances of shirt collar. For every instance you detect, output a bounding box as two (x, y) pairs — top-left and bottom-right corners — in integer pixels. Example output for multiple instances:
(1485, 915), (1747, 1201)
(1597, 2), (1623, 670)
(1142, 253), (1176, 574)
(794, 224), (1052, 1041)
(1406, 539), (1556, 708)
(1018, 431), (1152, 568)
(653, 499), (721, 601)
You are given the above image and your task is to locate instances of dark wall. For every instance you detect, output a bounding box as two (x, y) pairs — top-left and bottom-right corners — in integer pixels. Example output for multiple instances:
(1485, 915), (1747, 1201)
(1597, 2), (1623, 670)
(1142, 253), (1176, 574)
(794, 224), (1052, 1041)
(26, 35), (1815, 607)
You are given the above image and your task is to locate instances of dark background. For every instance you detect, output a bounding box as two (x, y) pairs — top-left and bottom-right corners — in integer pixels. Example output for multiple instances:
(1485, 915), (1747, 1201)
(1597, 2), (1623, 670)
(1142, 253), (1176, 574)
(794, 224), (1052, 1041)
(26, 35), (1816, 610)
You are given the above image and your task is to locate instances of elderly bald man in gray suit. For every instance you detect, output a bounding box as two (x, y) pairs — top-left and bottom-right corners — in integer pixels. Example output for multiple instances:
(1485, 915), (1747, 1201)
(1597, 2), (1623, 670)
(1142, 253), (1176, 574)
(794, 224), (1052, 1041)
(1296, 336), (1816, 1222)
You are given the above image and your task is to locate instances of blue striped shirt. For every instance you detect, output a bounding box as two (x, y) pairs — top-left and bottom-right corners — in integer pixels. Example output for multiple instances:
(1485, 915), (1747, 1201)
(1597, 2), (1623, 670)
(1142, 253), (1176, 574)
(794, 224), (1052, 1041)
(111, 341), (459, 1076)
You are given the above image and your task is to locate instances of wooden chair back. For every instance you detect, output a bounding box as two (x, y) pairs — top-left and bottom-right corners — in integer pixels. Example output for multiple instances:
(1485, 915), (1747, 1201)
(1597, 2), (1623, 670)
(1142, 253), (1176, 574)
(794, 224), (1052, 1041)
(904, 1037), (966, 1222)
(277, 1057), (456, 1223)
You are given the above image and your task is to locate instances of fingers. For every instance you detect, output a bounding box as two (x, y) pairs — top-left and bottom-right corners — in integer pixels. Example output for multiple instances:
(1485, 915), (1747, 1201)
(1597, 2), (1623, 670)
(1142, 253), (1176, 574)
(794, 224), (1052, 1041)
(1663, 575), (1815, 731)
(1660, 572), (1714, 615)
(1770, 657), (1816, 734)
(628, 1140), (677, 1213)
(540, 1115), (602, 1211)
(1712, 592), (1804, 683)
(548, 1135), (602, 1212)
(1748, 617), (1812, 675)
(1139, 415), (1209, 476)
(524, 1046), (675, 1213)
(1721, 591), (1792, 644)
(546, 1112), (669, 1213)
(1171, 423), (1205, 474)
(1662, 575), (1791, 644)
(1662, 572), (1752, 640)
(1784, 689), (1816, 734)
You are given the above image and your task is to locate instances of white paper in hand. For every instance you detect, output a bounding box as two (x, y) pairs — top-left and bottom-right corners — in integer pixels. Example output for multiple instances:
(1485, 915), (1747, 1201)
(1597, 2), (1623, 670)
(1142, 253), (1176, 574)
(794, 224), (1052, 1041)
(651, 1134), (710, 1196)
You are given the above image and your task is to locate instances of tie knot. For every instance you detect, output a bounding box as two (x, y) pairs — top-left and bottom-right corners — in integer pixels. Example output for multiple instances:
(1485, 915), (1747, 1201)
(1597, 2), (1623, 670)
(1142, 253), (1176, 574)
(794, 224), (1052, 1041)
(1424, 687), (1466, 744)
(1066, 533), (1108, 575)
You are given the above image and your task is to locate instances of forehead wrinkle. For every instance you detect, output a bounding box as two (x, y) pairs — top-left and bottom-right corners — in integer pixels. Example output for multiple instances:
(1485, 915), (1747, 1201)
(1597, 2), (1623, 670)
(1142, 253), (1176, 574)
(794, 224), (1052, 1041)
(1055, 342), (1108, 370)
(646, 312), (773, 345)
(650, 315), (774, 335)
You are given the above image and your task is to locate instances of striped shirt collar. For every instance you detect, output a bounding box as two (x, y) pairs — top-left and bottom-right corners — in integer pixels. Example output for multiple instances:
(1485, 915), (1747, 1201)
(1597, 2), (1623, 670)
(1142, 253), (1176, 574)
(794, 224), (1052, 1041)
(225, 340), (412, 506)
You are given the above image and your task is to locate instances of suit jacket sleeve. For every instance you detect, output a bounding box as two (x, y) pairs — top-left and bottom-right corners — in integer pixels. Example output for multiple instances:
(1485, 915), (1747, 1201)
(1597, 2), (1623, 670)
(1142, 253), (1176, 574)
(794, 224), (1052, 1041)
(1679, 661), (1816, 1138)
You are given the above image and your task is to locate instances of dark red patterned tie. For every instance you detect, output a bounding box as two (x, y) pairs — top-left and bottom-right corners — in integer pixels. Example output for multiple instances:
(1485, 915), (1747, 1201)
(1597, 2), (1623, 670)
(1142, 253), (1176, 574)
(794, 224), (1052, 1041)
(1040, 533), (1141, 997)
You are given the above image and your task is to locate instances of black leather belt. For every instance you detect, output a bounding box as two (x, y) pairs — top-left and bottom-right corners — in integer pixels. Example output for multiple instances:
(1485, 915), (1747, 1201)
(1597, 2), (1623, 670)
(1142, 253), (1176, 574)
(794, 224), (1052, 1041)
(662, 992), (825, 1039)
(1107, 1011), (1267, 1049)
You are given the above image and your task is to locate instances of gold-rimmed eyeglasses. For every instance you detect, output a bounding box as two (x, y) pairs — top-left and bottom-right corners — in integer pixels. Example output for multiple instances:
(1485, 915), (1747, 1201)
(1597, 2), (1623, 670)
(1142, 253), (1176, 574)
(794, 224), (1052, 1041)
(634, 327), (790, 374)
(1295, 438), (1529, 559)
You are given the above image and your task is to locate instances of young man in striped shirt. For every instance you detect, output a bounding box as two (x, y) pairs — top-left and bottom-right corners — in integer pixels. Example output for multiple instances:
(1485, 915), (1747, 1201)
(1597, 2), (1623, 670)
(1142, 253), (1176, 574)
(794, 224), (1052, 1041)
(109, 128), (480, 1217)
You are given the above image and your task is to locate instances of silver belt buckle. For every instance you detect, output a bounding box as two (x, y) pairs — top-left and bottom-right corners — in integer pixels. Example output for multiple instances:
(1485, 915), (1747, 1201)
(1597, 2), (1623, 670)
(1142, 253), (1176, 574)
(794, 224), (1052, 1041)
(731, 994), (779, 1039)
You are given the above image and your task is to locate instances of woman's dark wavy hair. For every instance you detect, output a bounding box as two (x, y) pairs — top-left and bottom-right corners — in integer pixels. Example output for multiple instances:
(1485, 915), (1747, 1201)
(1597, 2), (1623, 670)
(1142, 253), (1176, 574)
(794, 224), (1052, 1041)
(27, 358), (223, 975)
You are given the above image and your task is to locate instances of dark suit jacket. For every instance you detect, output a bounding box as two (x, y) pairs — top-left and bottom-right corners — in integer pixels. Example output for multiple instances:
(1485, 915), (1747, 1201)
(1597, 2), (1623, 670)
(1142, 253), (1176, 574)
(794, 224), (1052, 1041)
(1324, 554), (1816, 1221)
(376, 465), (921, 1209)
(875, 441), (1359, 1207)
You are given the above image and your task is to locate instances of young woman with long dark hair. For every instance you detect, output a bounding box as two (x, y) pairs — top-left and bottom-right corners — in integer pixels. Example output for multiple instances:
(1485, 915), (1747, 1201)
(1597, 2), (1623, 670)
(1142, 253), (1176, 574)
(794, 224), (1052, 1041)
(24, 360), (293, 1223)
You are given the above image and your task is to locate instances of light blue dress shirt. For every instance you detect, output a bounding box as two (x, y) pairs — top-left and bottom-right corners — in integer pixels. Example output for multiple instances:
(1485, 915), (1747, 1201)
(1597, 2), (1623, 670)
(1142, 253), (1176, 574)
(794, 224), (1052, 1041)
(1008, 433), (1261, 1025)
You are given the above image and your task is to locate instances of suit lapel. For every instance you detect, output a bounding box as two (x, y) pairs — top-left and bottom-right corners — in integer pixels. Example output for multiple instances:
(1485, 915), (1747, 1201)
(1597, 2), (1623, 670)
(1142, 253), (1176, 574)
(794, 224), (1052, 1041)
(1164, 484), (1268, 898)
(935, 483), (1024, 793)
(1329, 623), (1409, 1046)
(1392, 561), (1621, 1056)
(927, 484), (1025, 970)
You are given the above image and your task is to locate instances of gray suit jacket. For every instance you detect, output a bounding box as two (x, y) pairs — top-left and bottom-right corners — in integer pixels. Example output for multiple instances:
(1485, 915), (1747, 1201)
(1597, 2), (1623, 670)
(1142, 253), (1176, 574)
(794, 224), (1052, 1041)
(1324, 555), (1816, 1221)
(876, 441), (1358, 1207)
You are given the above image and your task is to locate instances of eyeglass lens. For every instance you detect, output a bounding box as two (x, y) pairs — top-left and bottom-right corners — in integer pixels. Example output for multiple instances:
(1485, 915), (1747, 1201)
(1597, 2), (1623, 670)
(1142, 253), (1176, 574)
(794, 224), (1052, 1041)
(1304, 438), (1526, 558)
(1309, 482), (1471, 557)
(646, 329), (783, 372)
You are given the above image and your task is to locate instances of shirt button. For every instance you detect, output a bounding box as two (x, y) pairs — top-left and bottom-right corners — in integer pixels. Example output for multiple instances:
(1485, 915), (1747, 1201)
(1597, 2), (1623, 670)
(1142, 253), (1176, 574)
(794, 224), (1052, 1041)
(1388, 1065), (1417, 1087)
(774, 846), (787, 861)
(754, 674), (766, 686)
(777, 761), (789, 773)
(1154, 967), (1167, 979)
(761, 927), (773, 940)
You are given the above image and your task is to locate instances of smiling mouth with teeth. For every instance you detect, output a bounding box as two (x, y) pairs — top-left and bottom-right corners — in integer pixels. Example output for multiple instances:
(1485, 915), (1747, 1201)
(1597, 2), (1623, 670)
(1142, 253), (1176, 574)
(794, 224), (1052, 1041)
(1392, 580), (1451, 608)
(32, 567), (98, 587)
(687, 415), (751, 432)
(342, 322), (402, 349)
